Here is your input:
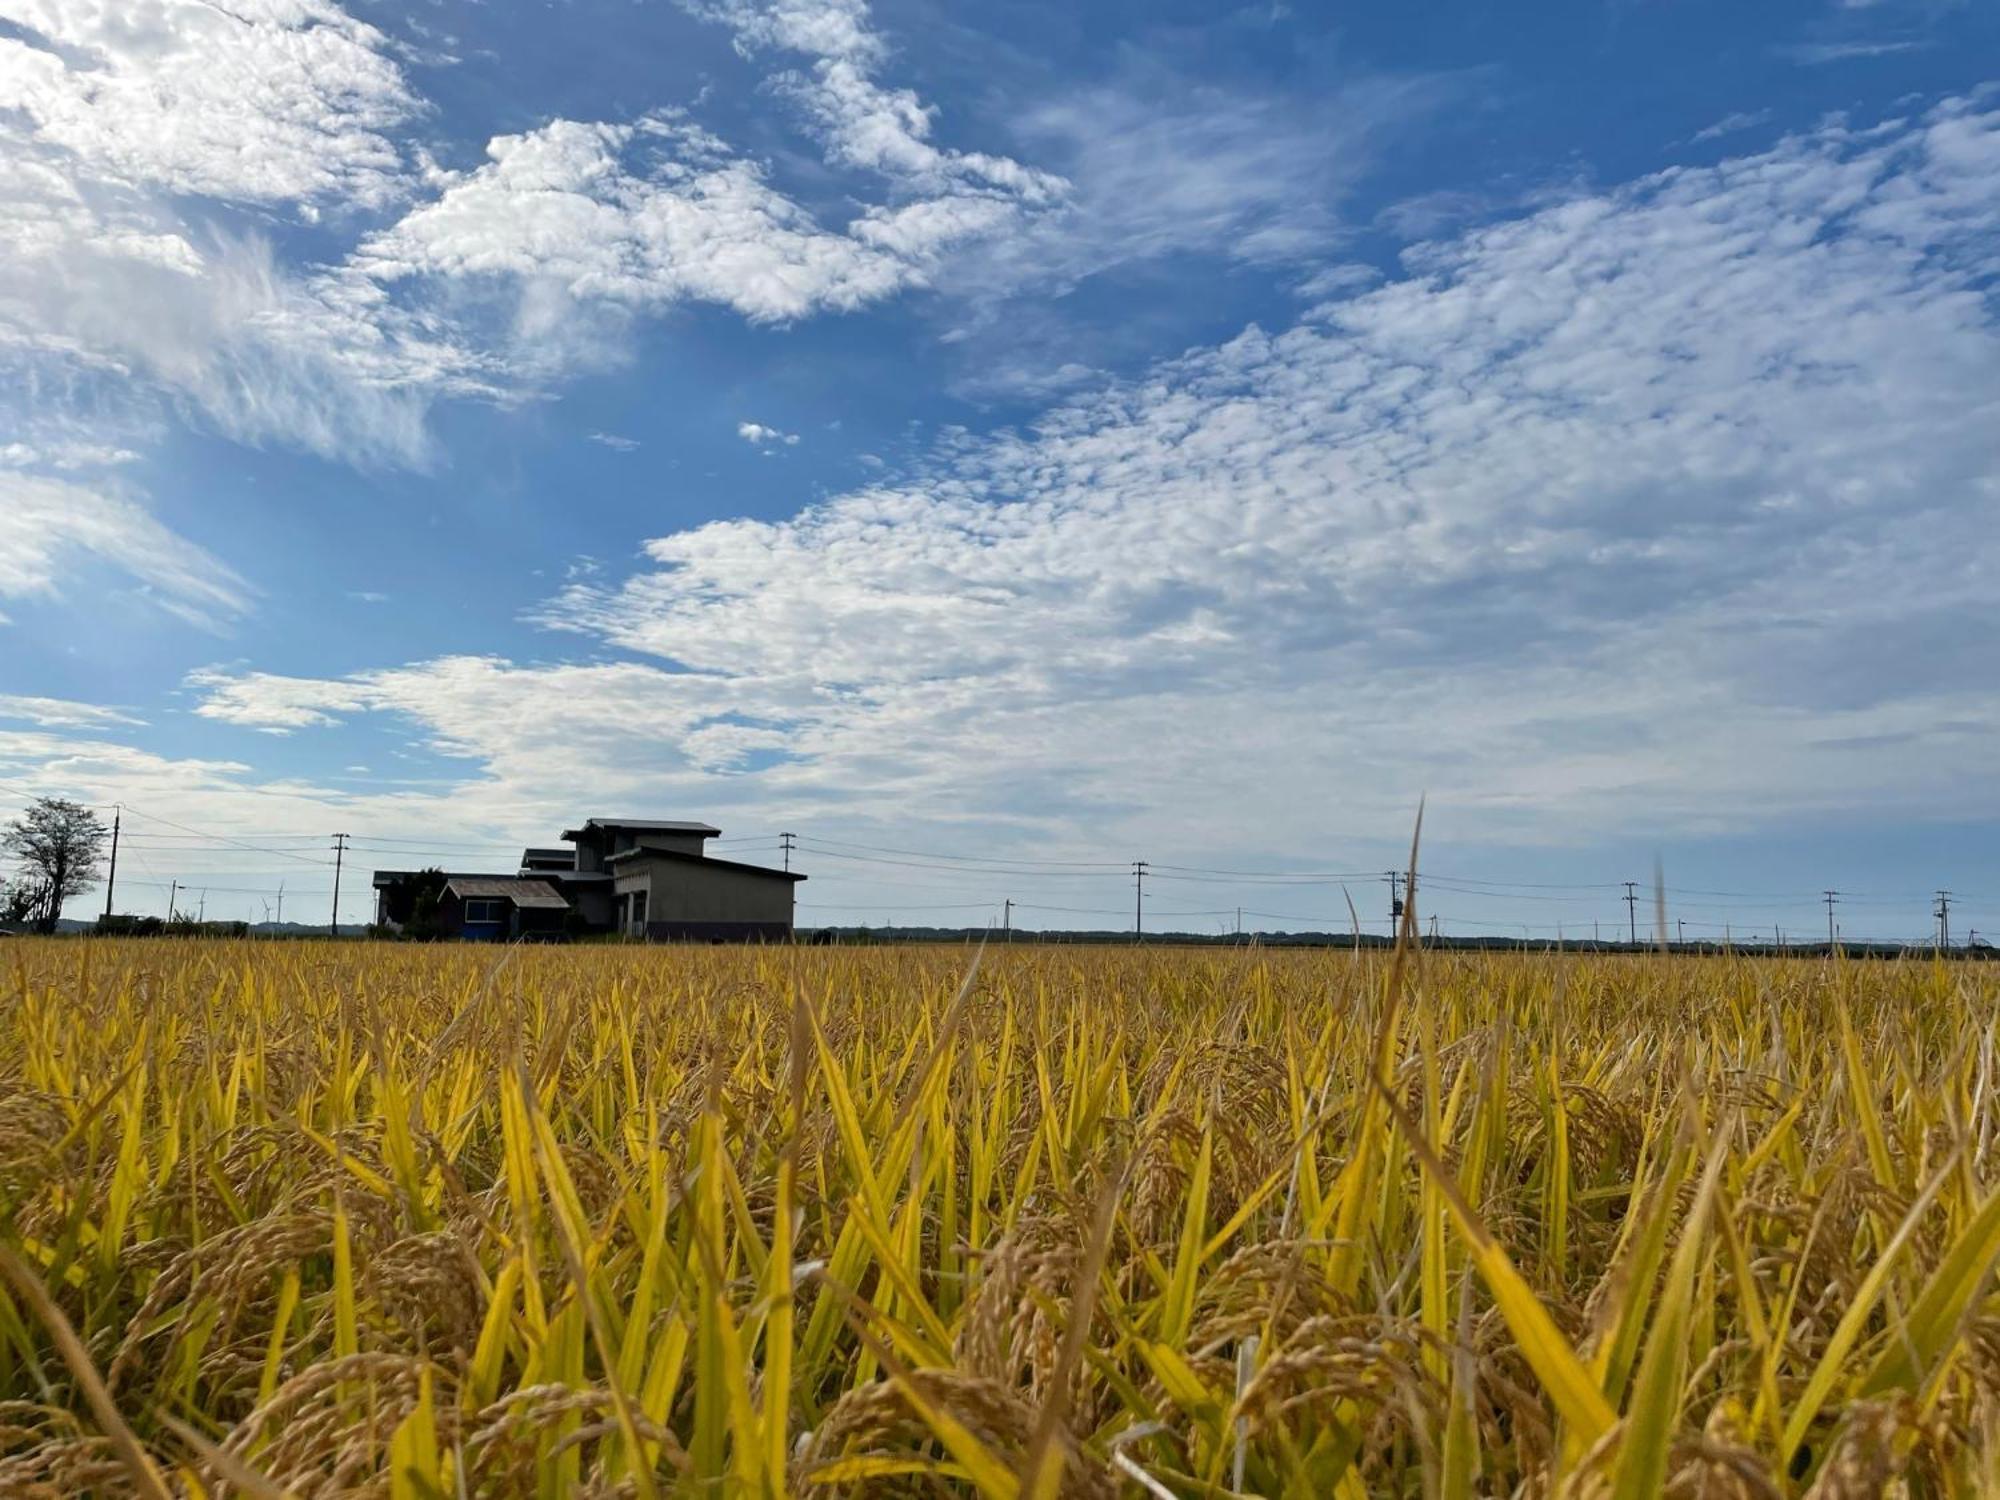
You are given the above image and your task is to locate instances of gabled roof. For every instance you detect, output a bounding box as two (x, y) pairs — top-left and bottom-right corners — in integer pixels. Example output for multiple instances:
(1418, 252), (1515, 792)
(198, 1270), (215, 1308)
(604, 846), (805, 882)
(445, 877), (570, 909)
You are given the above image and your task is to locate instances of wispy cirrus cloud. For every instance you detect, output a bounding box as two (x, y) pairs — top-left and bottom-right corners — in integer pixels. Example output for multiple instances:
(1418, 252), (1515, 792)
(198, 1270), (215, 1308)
(1691, 109), (1774, 143)
(0, 695), (144, 730)
(0, 472), (251, 629)
(0, 0), (477, 564)
(1780, 38), (1926, 63)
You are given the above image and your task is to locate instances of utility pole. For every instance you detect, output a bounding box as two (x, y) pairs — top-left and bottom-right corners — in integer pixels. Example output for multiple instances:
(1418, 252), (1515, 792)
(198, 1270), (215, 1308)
(1384, 871), (1405, 937)
(330, 833), (350, 938)
(167, 880), (178, 922)
(1824, 890), (1839, 951)
(1623, 881), (1639, 946)
(1236, 906), (1242, 939)
(1936, 890), (1952, 950)
(197, 890), (206, 924)
(780, 831), (796, 871)
(102, 805), (120, 918)
(1132, 860), (1148, 937)
(1677, 917), (1685, 946)
(276, 880), (285, 928)
(1003, 897), (1012, 942)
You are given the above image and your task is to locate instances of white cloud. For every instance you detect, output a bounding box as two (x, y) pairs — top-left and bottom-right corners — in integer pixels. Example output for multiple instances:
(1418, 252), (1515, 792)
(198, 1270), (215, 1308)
(0, 439), (141, 470)
(352, 117), (971, 325)
(188, 98), (2000, 850)
(588, 430), (642, 451)
(0, 128), (490, 470)
(1780, 39), (1925, 63)
(737, 420), (799, 446)
(0, 695), (144, 729)
(0, 471), (251, 628)
(915, 65), (1462, 394)
(695, 0), (1062, 198)
(1691, 109), (1775, 143)
(0, 0), (418, 207)
(350, 1), (1068, 351)
(0, 0), (480, 499)
(1002, 70), (1451, 279)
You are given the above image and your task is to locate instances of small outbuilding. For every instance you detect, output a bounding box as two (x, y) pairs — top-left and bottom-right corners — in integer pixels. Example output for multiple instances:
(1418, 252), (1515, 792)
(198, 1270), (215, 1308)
(439, 877), (570, 941)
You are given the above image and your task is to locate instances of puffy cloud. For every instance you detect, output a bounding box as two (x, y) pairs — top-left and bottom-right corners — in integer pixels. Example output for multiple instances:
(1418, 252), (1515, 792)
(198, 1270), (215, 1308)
(0, 471), (251, 628)
(696, 0), (1063, 198)
(0, 0), (418, 207)
(738, 421), (799, 446)
(353, 118), (947, 324)
(351, 0), (1069, 336)
(190, 99), (2000, 850)
(337, 0), (1069, 343)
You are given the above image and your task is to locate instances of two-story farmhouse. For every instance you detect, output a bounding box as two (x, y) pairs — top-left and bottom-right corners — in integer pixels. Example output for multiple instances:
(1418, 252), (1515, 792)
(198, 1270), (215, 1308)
(371, 817), (803, 941)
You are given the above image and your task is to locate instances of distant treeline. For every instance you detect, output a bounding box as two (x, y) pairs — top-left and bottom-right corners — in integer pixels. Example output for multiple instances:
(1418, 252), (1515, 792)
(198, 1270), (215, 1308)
(803, 926), (1997, 958)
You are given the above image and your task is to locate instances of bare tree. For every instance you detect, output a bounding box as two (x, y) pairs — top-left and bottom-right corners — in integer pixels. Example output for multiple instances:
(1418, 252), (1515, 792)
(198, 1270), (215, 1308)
(3, 798), (108, 934)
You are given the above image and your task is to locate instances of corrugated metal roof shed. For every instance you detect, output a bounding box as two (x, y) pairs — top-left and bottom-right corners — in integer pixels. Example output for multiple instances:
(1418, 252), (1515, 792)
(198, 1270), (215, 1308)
(445, 877), (570, 909)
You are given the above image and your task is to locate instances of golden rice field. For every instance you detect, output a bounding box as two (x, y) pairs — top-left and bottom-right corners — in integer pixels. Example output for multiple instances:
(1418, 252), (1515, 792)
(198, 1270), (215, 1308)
(4, 937), (2000, 1498)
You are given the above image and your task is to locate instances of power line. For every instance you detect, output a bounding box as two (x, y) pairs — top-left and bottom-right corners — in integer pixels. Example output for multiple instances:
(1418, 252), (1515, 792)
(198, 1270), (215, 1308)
(796, 835), (1127, 869)
(117, 805), (334, 866)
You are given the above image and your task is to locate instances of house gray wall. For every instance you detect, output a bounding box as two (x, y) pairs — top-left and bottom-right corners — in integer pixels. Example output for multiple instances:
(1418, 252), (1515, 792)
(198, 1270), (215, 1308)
(613, 853), (795, 938)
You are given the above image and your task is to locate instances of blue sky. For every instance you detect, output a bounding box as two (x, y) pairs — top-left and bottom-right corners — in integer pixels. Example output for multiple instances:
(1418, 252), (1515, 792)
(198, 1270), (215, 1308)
(3, 0), (1998, 940)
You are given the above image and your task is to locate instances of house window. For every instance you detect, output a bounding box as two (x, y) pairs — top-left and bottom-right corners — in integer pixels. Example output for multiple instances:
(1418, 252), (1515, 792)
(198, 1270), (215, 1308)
(464, 898), (504, 924)
(629, 890), (648, 935)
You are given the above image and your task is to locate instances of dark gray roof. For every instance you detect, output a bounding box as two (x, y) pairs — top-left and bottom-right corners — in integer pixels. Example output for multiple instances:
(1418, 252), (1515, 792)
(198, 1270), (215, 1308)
(445, 877), (570, 909)
(521, 847), (573, 861)
(372, 869), (495, 887)
(569, 818), (721, 835)
(603, 846), (805, 882)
